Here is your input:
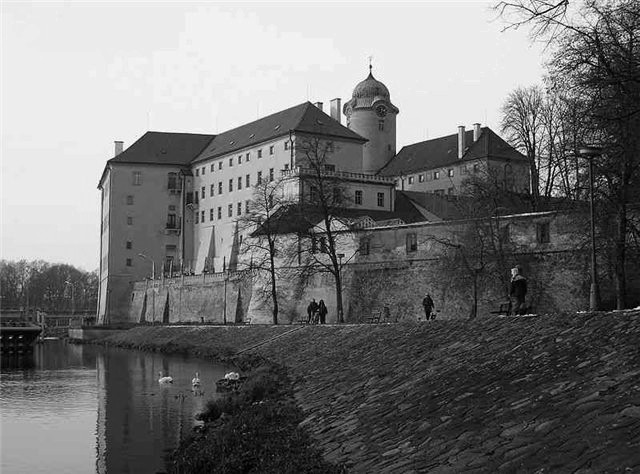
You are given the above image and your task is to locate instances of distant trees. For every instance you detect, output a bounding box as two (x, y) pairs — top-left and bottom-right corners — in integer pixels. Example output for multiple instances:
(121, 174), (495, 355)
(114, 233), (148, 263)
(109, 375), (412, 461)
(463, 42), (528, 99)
(497, 0), (640, 308)
(0, 260), (98, 313)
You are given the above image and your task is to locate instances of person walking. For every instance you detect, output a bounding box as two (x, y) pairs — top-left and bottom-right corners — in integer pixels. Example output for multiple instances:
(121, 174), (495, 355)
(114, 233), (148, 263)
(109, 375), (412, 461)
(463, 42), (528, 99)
(422, 294), (435, 320)
(318, 300), (328, 324)
(509, 265), (528, 315)
(307, 299), (318, 324)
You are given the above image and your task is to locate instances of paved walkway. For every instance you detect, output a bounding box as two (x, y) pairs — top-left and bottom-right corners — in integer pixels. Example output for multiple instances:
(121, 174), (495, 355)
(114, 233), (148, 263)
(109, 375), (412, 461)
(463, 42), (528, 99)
(252, 311), (640, 473)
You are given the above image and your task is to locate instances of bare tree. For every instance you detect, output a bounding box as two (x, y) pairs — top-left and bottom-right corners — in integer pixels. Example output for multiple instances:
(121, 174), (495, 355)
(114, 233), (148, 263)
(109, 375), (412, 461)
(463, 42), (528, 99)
(293, 136), (360, 323)
(496, 0), (640, 308)
(237, 174), (294, 325)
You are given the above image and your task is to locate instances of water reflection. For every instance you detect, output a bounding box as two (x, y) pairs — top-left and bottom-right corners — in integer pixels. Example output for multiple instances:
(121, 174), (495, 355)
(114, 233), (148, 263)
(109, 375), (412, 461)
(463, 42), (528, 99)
(1, 340), (232, 474)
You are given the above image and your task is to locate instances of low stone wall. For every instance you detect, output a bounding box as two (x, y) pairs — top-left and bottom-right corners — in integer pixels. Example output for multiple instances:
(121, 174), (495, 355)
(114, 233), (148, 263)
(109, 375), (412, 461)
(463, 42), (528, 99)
(68, 327), (127, 341)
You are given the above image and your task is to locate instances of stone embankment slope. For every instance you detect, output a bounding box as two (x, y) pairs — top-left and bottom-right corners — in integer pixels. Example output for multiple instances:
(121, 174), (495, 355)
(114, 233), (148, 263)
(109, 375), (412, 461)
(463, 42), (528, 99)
(104, 312), (640, 472)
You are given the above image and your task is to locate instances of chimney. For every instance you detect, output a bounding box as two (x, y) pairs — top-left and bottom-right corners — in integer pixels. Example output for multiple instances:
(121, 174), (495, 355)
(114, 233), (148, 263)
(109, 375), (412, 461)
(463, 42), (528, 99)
(457, 126), (465, 159)
(473, 123), (481, 142)
(314, 102), (323, 112)
(330, 98), (342, 123)
(114, 141), (124, 156)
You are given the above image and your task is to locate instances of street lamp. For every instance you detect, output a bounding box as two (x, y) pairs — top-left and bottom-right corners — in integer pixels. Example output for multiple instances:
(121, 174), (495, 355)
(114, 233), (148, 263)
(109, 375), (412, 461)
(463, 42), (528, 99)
(64, 280), (76, 315)
(138, 253), (155, 280)
(337, 253), (345, 323)
(578, 146), (601, 311)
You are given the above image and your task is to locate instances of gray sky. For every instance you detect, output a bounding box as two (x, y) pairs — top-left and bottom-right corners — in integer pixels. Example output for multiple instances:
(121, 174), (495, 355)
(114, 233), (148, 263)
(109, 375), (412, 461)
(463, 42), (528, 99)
(1, 1), (544, 271)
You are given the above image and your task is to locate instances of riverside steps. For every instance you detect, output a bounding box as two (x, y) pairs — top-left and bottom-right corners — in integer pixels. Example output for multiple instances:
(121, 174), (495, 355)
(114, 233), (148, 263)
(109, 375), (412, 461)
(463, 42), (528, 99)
(100, 311), (640, 473)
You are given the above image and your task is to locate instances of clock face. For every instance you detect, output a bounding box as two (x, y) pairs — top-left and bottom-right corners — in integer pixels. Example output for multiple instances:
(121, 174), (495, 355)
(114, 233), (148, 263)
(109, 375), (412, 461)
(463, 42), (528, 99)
(375, 105), (388, 117)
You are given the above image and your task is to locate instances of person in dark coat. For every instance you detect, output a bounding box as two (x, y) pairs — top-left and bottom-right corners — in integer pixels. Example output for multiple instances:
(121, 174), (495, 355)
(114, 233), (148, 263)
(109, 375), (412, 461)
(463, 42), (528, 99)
(509, 265), (528, 315)
(307, 299), (318, 323)
(318, 300), (328, 324)
(422, 294), (435, 320)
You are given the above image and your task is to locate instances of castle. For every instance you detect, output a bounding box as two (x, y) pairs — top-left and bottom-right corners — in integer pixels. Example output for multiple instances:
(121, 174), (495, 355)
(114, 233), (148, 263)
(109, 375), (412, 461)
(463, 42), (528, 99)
(97, 68), (532, 323)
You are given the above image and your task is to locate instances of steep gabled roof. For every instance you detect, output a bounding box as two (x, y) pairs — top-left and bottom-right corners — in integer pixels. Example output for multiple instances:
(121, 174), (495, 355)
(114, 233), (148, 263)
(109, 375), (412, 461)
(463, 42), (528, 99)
(378, 127), (526, 177)
(192, 102), (366, 164)
(108, 131), (215, 166)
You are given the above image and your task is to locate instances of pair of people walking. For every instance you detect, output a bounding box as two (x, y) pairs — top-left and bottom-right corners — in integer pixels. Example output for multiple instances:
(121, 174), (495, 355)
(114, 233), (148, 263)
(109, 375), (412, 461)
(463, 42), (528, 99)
(306, 299), (328, 324)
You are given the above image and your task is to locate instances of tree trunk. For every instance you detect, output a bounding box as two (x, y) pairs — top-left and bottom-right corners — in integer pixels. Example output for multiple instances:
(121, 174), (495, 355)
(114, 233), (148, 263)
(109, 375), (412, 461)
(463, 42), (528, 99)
(614, 201), (627, 310)
(335, 271), (344, 324)
(269, 247), (278, 325)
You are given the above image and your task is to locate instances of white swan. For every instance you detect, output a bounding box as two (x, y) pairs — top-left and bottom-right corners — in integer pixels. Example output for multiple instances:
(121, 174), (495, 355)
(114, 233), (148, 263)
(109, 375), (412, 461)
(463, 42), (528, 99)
(192, 372), (201, 387)
(224, 371), (240, 381)
(158, 371), (173, 384)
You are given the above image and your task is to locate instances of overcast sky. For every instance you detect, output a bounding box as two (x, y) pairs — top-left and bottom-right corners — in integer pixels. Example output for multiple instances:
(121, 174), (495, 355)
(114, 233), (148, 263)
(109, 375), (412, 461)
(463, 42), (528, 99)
(1, 1), (545, 271)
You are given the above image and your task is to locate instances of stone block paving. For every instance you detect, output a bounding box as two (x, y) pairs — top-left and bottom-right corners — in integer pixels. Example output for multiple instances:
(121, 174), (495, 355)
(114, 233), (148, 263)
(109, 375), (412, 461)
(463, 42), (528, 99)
(254, 311), (640, 473)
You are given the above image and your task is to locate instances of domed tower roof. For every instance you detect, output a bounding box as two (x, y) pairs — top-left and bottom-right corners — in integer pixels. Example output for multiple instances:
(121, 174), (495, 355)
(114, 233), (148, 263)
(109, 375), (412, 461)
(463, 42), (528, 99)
(344, 66), (398, 112)
(352, 70), (390, 100)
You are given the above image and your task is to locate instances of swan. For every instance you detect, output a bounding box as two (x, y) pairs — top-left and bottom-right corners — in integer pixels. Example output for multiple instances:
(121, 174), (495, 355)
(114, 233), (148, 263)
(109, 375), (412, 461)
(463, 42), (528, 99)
(158, 371), (173, 384)
(224, 371), (240, 381)
(192, 372), (201, 387)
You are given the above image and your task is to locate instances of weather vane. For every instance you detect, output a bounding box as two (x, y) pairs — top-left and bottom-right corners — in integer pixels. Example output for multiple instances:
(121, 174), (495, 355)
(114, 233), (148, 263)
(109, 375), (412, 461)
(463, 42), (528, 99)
(368, 55), (373, 73)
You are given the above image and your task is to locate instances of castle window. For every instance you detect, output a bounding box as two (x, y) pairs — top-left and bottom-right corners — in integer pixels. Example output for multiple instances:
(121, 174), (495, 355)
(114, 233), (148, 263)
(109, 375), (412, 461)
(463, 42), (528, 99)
(195, 213), (199, 224)
(258, 149), (263, 158)
(202, 167), (205, 175)
(211, 164), (215, 172)
(319, 237), (327, 253)
(195, 169), (199, 177)
(229, 179), (233, 192)
(360, 238), (370, 256)
(126, 258), (132, 267)
(126, 241), (132, 249)
(246, 174), (250, 187)
(219, 162), (223, 170)
(201, 187), (205, 199)
(257, 171), (262, 185)
(167, 214), (177, 228)
(355, 190), (362, 205)
(448, 169), (454, 177)
(201, 210), (205, 222)
(246, 152), (250, 162)
(167, 172), (178, 190)
(132, 171), (142, 185)
(238, 177), (242, 190)
(269, 145), (274, 155)
(378, 120), (384, 131)
(269, 168), (274, 182)
(284, 141), (289, 150)
(210, 184), (215, 197)
(229, 157), (233, 167)
(238, 155), (242, 164)
(245, 201), (250, 213)
(536, 222), (550, 244)
(218, 182), (223, 194)
(237, 202), (242, 215)
(408, 177), (414, 185)
(419, 174), (424, 183)
(284, 163), (289, 170)
(210, 208), (214, 221)
(166, 244), (177, 252)
(434, 171), (440, 180)
(406, 233), (417, 253)
(127, 216), (133, 225)
(377, 192), (385, 207)
(218, 207), (222, 219)
(228, 204), (233, 217)
(126, 195), (134, 205)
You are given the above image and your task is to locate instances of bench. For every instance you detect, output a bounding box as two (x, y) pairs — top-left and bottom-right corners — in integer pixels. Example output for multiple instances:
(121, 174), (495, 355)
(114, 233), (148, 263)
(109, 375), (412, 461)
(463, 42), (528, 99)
(366, 306), (393, 324)
(490, 302), (511, 316)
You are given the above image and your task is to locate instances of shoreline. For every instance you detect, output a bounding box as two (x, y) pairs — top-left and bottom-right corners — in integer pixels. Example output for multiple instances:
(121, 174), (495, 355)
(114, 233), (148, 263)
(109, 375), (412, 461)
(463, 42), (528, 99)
(91, 311), (640, 472)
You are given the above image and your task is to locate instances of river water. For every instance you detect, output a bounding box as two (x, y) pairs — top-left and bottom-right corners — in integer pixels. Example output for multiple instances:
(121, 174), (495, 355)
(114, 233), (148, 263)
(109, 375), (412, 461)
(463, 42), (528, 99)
(0, 339), (232, 474)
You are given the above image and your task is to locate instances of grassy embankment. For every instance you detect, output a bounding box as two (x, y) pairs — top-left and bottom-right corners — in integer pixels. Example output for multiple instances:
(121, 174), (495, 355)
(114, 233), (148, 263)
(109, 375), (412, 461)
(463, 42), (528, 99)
(101, 311), (640, 472)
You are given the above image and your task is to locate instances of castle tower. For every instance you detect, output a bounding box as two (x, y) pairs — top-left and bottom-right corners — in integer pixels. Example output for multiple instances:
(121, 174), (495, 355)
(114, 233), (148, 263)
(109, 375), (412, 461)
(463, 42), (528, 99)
(343, 66), (399, 174)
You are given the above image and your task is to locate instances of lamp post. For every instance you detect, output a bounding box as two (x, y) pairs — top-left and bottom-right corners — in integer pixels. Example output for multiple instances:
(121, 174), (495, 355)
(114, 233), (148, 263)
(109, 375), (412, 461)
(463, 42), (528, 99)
(138, 253), (156, 322)
(337, 253), (345, 323)
(578, 146), (601, 311)
(64, 280), (75, 315)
